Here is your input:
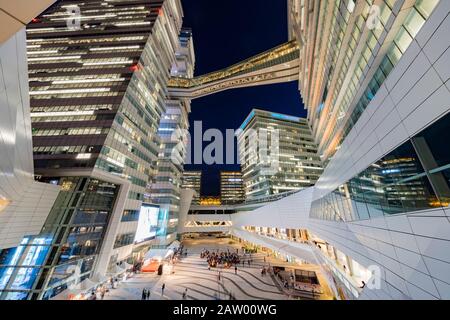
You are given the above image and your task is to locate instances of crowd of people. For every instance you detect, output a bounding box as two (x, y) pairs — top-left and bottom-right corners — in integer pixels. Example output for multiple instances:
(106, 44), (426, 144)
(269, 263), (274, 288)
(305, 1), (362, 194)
(201, 249), (240, 268)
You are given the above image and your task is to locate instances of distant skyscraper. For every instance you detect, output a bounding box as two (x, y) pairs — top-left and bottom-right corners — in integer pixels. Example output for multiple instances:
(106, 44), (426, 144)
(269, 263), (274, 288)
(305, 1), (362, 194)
(238, 109), (323, 200)
(181, 171), (202, 205)
(0, 0), (186, 300)
(220, 171), (245, 204)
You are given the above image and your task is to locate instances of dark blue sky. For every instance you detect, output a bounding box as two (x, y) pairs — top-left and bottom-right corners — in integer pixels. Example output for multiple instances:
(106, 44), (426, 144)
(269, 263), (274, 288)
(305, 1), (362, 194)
(182, 0), (306, 195)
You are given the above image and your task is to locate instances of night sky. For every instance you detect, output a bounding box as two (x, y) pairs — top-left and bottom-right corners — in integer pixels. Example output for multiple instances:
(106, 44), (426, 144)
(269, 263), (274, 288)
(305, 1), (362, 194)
(182, 0), (306, 195)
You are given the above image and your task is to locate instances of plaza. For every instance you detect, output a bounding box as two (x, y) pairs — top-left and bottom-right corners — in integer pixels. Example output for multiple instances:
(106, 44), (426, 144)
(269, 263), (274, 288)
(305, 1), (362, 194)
(104, 238), (333, 300)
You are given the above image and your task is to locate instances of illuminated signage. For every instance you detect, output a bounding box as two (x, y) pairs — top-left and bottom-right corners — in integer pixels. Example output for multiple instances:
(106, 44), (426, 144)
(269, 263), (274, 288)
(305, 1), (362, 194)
(134, 204), (159, 243)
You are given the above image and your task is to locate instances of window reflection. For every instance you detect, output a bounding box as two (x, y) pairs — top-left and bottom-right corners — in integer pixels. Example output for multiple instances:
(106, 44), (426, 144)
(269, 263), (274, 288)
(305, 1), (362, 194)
(312, 111), (450, 222)
(413, 112), (450, 206)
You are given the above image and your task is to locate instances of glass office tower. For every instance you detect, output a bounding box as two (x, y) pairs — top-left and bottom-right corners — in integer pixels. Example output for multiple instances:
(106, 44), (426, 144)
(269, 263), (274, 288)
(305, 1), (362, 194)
(151, 28), (195, 245)
(288, 0), (441, 166)
(238, 109), (323, 200)
(220, 171), (245, 204)
(181, 171), (202, 205)
(0, 0), (187, 300)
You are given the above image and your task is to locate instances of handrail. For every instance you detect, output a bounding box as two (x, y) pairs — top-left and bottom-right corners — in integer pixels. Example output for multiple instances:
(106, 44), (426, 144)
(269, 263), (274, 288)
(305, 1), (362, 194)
(243, 189), (301, 205)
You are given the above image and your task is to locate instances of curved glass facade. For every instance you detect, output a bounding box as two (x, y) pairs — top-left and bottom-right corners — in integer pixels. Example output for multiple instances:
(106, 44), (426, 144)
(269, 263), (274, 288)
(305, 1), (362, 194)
(311, 111), (450, 222)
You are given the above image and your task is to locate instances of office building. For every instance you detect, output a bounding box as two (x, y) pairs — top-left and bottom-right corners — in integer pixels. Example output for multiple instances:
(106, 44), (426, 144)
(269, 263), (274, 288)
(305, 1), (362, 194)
(181, 171), (202, 205)
(0, 0), (60, 299)
(0, 0), (187, 300)
(151, 28), (195, 245)
(220, 171), (245, 204)
(238, 109), (323, 200)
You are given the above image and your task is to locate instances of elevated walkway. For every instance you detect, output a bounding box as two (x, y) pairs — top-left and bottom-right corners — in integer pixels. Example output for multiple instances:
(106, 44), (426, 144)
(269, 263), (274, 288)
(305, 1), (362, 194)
(168, 40), (300, 99)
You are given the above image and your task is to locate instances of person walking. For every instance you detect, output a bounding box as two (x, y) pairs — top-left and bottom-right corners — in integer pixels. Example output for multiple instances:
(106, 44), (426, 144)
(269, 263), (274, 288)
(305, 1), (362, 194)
(146, 289), (151, 300)
(234, 266), (238, 274)
(182, 288), (188, 300)
(141, 288), (147, 300)
(161, 283), (166, 297)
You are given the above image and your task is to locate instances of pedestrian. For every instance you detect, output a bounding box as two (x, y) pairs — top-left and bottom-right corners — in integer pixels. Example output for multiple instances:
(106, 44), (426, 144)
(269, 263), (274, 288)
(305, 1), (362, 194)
(235, 266), (237, 274)
(100, 288), (105, 300)
(161, 283), (165, 297)
(182, 288), (188, 300)
(142, 288), (147, 300)
(247, 260), (250, 267)
(147, 289), (151, 300)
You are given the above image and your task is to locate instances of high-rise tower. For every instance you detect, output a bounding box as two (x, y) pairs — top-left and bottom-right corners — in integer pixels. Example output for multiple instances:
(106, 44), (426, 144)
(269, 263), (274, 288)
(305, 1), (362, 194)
(0, 0), (187, 300)
(181, 171), (202, 205)
(151, 28), (195, 245)
(238, 109), (323, 200)
(220, 171), (245, 204)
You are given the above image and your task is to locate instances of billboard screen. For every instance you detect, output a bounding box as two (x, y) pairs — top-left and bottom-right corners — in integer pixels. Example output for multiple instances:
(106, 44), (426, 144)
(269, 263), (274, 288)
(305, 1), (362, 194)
(134, 204), (159, 244)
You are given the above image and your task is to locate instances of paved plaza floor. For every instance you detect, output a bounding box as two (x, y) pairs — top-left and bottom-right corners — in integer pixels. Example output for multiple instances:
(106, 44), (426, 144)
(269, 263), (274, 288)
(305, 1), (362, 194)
(104, 238), (332, 300)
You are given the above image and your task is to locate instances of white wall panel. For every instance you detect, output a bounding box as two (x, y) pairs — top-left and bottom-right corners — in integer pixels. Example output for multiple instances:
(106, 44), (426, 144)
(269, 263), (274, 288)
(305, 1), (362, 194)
(0, 29), (59, 249)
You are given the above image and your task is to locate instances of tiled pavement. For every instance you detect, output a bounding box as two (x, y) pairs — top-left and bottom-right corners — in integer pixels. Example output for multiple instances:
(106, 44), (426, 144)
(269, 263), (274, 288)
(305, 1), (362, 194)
(105, 240), (287, 300)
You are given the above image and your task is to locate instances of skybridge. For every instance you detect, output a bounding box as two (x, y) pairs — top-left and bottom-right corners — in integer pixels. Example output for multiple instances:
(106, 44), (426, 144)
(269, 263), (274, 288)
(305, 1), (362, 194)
(168, 40), (300, 99)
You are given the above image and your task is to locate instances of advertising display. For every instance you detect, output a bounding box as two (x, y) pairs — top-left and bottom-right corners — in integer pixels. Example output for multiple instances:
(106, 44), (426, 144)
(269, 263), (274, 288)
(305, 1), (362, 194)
(134, 204), (159, 244)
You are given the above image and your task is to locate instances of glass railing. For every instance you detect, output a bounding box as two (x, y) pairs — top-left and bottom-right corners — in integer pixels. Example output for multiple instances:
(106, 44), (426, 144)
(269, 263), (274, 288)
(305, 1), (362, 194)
(242, 189), (301, 205)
